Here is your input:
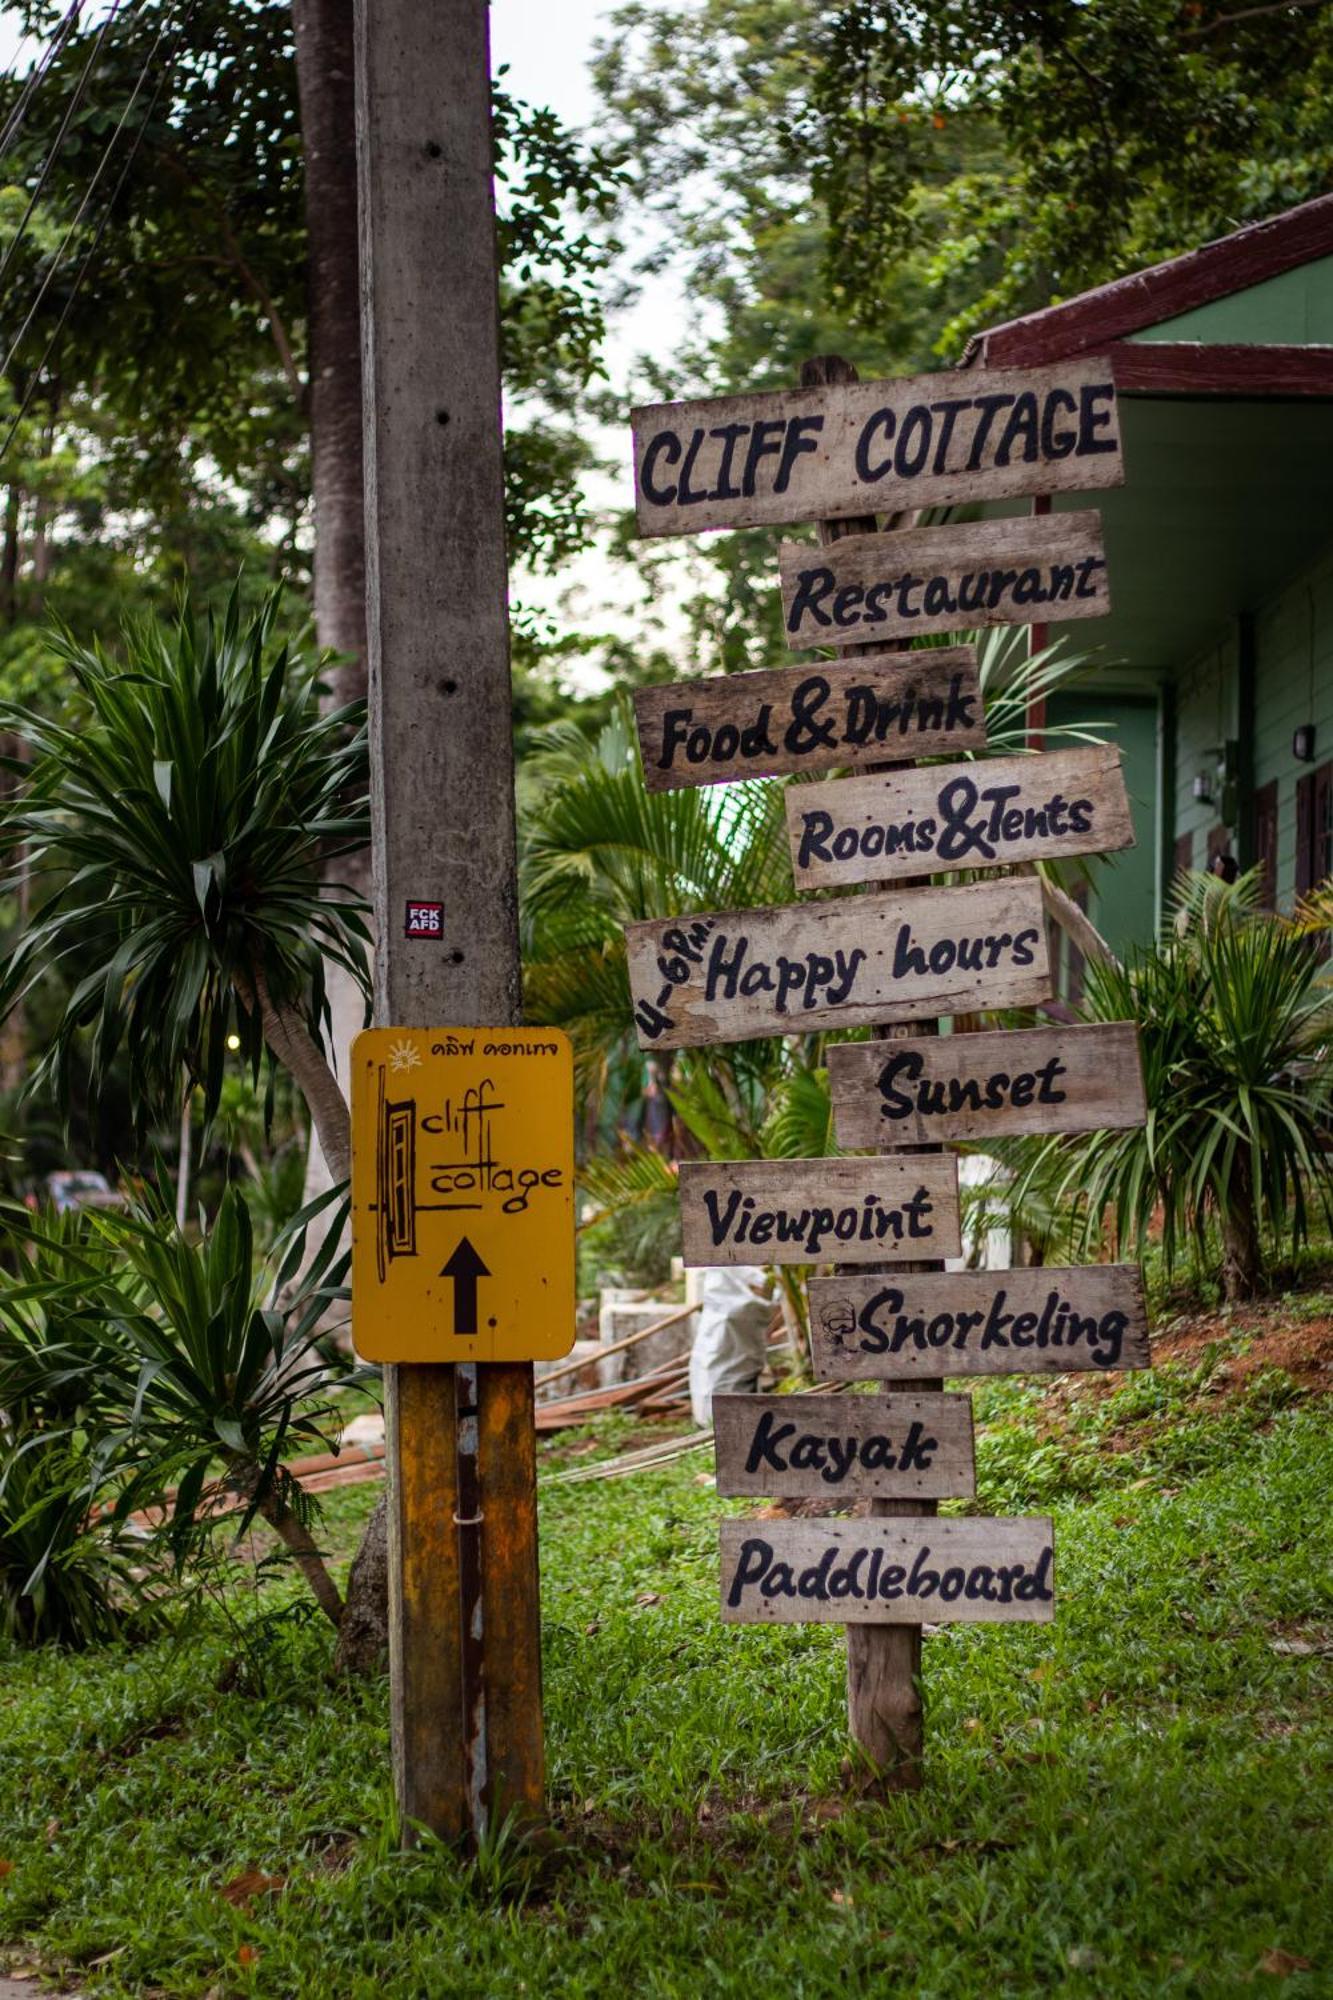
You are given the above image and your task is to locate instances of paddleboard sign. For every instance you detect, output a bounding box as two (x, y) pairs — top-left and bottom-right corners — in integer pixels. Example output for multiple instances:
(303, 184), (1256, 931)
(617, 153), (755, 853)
(349, 1027), (576, 1365)
(719, 1517), (1055, 1624)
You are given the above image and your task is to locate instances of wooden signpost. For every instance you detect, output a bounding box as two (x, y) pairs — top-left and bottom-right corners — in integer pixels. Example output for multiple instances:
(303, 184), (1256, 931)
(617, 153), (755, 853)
(678, 1156), (961, 1267)
(634, 647), (986, 791)
(786, 744), (1134, 890)
(779, 511), (1110, 650)
(625, 876), (1051, 1048)
(631, 355), (1123, 537)
(712, 1391), (975, 1500)
(807, 1264), (1151, 1378)
(621, 341), (1149, 1801)
(829, 1021), (1147, 1147)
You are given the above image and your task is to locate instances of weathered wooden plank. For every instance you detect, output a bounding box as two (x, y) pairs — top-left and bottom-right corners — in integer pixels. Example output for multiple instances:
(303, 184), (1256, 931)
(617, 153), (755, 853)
(719, 1516), (1055, 1624)
(678, 1156), (961, 1268)
(713, 1391), (975, 1500)
(385, 1364), (465, 1840)
(787, 744), (1134, 890)
(808, 1264), (1150, 1378)
(625, 877), (1050, 1050)
(779, 511), (1110, 651)
(631, 357), (1122, 537)
(829, 1020), (1146, 1148)
(634, 647), (986, 792)
(476, 1361), (544, 1831)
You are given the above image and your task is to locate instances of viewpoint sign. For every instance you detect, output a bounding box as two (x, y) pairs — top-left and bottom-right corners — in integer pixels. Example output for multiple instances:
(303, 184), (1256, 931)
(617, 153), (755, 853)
(349, 1027), (576, 1365)
(677, 1156), (961, 1267)
(631, 357), (1123, 537)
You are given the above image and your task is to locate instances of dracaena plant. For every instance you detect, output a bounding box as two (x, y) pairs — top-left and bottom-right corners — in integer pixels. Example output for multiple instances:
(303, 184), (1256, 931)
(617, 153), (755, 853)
(1008, 870), (1333, 1301)
(0, 1182), (355, 1641)
(0, 592), (370, 1179)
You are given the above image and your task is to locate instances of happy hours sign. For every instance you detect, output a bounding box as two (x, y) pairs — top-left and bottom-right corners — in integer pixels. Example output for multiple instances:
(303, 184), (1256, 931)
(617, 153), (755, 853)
(632, 357), (1122, 537)
(625, 876), (1050, 1049)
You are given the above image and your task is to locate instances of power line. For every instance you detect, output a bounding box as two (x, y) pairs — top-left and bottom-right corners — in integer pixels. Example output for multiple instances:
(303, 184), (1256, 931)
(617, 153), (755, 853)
(0, 0), (132, 295)
(0, 0), (195, 464)
(0, 2), (87, 160)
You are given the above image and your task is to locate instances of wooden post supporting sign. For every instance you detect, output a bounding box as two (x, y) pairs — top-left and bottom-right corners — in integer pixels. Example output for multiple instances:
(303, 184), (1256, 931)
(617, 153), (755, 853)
(354, 0), (549, 1844)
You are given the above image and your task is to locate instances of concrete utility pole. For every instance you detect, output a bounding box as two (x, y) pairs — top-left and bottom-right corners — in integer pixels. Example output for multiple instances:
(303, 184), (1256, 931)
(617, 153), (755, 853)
(355, 0), (543, 1842)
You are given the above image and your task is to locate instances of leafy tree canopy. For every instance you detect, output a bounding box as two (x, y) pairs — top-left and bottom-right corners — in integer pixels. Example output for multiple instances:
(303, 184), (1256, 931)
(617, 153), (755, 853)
(0, 0), (626, 652)
(809, 0), (1333, 356)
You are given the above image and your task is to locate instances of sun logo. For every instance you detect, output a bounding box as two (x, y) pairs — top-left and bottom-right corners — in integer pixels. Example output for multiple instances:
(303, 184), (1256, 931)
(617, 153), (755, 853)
(387, 1038), (423, 1075)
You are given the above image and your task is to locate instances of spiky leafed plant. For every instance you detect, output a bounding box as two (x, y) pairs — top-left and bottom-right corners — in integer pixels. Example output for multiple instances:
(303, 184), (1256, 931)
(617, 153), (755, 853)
(1010, 870), (1333, 1300)
(0, 1183), (353, 1638)
(0, 594), (369, 1179)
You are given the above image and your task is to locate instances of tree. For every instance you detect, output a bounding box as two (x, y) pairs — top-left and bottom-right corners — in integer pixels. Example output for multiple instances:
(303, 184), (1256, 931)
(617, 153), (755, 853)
(811, 0), (1333, 356)
(1010, 872), (1333, 1301)
(0, 594), (369, 1180)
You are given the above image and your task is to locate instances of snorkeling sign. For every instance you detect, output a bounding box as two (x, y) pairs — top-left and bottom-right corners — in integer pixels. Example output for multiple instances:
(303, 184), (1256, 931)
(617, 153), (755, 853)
(349, 1027), (576, 1365)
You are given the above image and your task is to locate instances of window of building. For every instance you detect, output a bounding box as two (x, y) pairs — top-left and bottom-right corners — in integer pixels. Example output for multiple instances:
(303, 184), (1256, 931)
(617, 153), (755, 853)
(1253, 780), (1278, 909)
(1296, 761), (1333, 899)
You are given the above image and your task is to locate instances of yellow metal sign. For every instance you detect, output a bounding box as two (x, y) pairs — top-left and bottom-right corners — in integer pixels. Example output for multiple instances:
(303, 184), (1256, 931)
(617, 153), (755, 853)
(350, 1026), (576, 1364)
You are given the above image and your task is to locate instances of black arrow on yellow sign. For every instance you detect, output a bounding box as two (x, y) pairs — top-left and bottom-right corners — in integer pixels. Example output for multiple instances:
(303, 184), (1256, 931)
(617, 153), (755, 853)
(441, 1235), (491, 1335)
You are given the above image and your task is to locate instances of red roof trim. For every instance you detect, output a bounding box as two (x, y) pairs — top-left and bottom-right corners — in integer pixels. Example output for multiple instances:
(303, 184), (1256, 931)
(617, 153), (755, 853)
(1109, 341), (1333, 397)
(964, 194), (1333, 369)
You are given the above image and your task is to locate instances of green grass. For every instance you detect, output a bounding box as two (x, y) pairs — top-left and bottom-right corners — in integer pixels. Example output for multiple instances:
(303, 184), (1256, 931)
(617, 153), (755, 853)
(1, 1335), (1330, 1997)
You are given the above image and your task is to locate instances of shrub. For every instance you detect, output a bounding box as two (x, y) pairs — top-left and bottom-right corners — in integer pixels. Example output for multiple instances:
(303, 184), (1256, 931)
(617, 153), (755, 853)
(1012, 872), (1333, 1299)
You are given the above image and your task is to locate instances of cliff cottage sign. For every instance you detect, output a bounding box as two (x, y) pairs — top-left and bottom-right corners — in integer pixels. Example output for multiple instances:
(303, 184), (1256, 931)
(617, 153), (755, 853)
(632, 357), (1123, 536)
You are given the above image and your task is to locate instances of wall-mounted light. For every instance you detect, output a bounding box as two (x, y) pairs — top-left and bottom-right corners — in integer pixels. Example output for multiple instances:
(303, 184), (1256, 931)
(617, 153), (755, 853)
(1293, 723), (1317, 764)
(1191, 771), (1214, 805)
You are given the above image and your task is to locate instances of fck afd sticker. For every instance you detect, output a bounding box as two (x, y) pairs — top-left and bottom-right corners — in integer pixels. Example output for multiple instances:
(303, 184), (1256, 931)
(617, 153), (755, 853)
(404, 900), (444, 939)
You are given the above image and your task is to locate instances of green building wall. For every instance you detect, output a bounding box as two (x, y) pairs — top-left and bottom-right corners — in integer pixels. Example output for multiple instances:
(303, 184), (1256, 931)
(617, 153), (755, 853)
(1170, 537), (1333, 910)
